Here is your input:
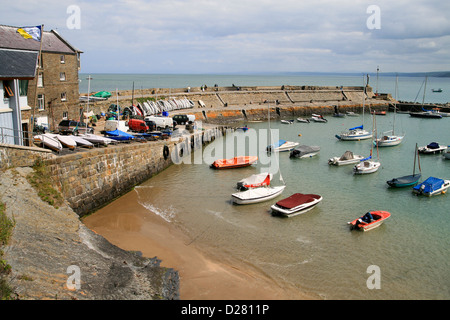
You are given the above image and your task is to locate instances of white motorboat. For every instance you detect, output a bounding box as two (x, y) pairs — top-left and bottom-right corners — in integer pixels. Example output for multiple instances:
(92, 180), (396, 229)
(231, 185), (286, 205)
(289, 145), (320, 158)
(281, 119), (294, 124)
(353, 158), (381, 174)
(271, 193), (322, 217)
(418, 142), (447, 154)
(267, 139), (299, 152)
(237, 172), (272, 191)
(346, 111), (358, 117)
(296, 117), (310, 123)
(328, 151), (365, 166)
(310, 114), (327, 122)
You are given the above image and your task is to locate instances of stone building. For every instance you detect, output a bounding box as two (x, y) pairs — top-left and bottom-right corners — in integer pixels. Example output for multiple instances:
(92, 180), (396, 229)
(0, 24), (82, 133)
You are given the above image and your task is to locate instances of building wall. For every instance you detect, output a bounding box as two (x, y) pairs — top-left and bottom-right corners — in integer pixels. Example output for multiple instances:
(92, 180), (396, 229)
(26, 52), (80, 130)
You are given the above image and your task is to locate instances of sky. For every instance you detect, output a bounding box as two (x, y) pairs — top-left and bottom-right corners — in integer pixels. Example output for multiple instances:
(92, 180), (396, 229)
(2, 0), (450, 74)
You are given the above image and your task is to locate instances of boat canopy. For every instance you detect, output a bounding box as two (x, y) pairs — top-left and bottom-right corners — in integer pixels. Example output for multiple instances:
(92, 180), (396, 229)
(275, 193), (321, 210)
(349, 125), (363, 130)
(292, 145), (320, 156)
(413, 177), (444, 193)
(339, 151), (355, 160)
(105, 129), (134, 140)
(427, 142), (440, 149)
(273, 140), (287, 148)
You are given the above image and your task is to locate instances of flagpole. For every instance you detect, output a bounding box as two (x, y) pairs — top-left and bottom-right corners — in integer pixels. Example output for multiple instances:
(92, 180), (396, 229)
(31, 24), (44, 133)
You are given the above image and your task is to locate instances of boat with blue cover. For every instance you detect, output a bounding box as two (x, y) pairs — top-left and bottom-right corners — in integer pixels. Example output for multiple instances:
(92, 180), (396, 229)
(105, 129), (135, 141)
(412, 177), (450, 196)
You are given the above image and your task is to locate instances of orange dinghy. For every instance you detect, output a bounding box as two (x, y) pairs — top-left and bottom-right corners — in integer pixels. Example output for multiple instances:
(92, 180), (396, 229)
(210, 156), (258, 169)
(348, 210), (391, 232)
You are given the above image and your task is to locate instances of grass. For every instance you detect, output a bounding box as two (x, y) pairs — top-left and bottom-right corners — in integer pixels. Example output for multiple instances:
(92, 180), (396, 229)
(0, 201), (15, 300)
(27, 159), (64, 209)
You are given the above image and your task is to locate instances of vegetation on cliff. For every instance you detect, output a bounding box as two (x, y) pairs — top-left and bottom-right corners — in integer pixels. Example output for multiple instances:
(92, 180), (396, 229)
(27, 159), (64, 209)
(0, 201), (14, 300)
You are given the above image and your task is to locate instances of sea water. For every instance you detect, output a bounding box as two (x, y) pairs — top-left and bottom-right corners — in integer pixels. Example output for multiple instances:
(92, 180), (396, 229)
(133, 112), (449, 300)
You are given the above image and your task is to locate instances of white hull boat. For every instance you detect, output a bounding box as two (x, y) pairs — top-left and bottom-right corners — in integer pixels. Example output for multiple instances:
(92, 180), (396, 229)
(271, 193), (322, 217)
(70, 135), (94, 148)
(267, 140), (299, 152)
(281, 119), (294, 124)
(237, 172), (272, 191)
(353, 159), (381, 174)
(328, 151), (364, 166)
(231, 185), (286, 205)
(34, 134), (63, 152)
(296, 117), (310, 123)
(418, 142), (447, 154)
(336, 125), (372, 141)
(310, 114), (327, 122)
(81, 134), (116, 146)
(43, 133), (77, 150)
(375, 133), (404, 147)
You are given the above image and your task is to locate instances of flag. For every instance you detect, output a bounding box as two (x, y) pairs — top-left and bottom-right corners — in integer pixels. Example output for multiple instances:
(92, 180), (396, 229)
(17, 26), (42, 41)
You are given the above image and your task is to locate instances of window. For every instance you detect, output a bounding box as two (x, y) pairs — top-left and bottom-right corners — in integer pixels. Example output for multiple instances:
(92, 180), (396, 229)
(38, 73), (43, 87)
(19, 80), (28, 96)
(60, 55), (65, 63)
(60, 72), (66, 81)
(61, 92), (67, 101)
(62, 111), (68, 119)
(38, 94), (45, 110)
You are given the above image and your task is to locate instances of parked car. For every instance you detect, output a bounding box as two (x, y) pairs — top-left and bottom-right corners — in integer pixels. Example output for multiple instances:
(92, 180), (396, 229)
(173, 114), (195, 125)
(128, 119), (149, 133)
(58, 120), (94, 135)
(145, 120), (156, 132)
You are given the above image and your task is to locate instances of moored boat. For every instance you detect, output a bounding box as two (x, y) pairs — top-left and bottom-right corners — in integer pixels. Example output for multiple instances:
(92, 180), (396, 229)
(211, 156), (258, 169)
(289, 145), (320, 158)
(296, 117), (310, 123)
(387, 143), (421, 188)
(271, 193), (322, 217)
(328, 150), (364, 166)
(418, 142), (447, 154)
(281, 119), (294, 124)
(267, 139), (299, 152)
(310, 114), (327, 122)
(444, 149), (450, 160)
(231, 185), (286, 205)
(412, 177), (450, 196)
(353, 157), (381, 174)
(348, 210), (391, 231)
(236, 172), (272, 191)
(336, 125), (372, 141)
(374, 131), (404, 147)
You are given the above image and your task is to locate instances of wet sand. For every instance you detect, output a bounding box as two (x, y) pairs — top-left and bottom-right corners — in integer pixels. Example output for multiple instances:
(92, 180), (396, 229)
(82, 189), (316, 300)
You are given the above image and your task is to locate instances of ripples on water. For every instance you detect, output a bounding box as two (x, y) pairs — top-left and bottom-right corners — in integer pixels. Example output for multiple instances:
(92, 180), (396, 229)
(138, 113), (449, 299)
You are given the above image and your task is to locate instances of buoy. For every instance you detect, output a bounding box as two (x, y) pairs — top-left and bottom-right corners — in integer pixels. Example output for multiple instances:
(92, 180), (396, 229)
(298, 133), (302, 136)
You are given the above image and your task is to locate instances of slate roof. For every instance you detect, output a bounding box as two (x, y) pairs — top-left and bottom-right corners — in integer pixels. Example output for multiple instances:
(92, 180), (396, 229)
(0, 24), (82, 54)
(0, 48), (38, 79)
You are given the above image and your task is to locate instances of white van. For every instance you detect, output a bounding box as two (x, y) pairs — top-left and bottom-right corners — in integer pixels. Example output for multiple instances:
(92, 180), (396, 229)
(144, 116), (173, 130)
(104, 120), (129, 132)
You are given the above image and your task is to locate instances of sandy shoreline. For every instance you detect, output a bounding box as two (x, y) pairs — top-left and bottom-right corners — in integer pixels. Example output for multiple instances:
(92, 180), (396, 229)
(82, 188), (317, 300)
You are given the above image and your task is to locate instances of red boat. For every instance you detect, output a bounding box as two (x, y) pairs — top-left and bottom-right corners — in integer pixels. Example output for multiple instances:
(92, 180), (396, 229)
(371, 110), (386, 115)
(210, 156), (258, 169)
(348, 210), (391, 231)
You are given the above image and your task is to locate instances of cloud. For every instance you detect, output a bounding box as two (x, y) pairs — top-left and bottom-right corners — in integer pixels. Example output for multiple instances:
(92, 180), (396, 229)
(1, 0), (449, 73)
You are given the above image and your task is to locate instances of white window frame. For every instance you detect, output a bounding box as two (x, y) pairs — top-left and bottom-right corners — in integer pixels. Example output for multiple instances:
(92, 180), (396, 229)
(38, 94), (45, 110)
(60, 72), (66, 81)
(38, 73), (43, 87)
(60, 55), (65, 63)
(61, 92), (67, 102)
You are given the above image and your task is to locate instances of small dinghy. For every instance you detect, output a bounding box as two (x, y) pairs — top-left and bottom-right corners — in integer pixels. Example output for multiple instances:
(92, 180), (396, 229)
(81, 134), (116, 146)
(412, 177), (450, 196)
(211, 156), (258, 169)
(271, 193), (322, 217)
(34, 134), (63, 152)
(310, 114), (327, 122)
(328, 150), (364, 166)
(281, 119), (294, 124)
(69, 135), (94, 148)
(348, 210), (391, 232)
(418, 142), (447, 154)
(236, 172), (272, 191)
(231, 185), (286, 205)
(290, 145), (320, 158)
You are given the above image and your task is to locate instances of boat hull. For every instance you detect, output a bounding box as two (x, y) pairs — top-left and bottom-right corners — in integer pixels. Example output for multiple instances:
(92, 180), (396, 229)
(328, 155), (364, 166)
(211, 156), (258, 169)
(413, 179), (450, 196)
(375, 136), (404, 147)
(231, 186), (286, 205)
(387, 174), (421, 188)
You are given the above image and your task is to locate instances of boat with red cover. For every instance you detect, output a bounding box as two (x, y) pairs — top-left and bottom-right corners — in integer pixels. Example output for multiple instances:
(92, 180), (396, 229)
(271, 193), (322, 217)
(348, 210), (391, 232)
(237, 172), (272, 191)
(210, 156), (258, 169)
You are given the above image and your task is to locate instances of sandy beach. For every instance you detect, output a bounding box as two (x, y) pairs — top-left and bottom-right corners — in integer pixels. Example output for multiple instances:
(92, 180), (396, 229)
(82, 189), (316, 300)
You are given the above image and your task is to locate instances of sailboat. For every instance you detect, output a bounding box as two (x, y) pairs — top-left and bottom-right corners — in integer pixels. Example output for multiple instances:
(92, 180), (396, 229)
(375, 76), (404, 147)
(386, 144), (421, 187)
(353, 114), (381, 174)
(336, 75), (372, 141)
(410, 76), (443, 119)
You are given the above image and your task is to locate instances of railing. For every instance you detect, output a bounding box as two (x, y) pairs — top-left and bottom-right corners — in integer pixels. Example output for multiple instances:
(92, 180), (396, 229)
(0, 126), (34, 147)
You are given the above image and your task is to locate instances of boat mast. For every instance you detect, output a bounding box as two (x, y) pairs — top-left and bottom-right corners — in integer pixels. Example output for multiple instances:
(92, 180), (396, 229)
(421, 76), (428, 110)
(393, 75), (398, 135)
